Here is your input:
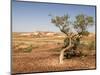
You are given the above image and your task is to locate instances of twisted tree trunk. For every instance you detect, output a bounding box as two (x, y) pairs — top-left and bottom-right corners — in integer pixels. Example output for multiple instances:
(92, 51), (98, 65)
(59, 37), (73, 64)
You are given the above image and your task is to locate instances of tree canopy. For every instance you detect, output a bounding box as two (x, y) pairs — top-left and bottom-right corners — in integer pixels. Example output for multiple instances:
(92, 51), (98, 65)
(74, 14), (94, 35)
(51, 14), (94, 35)
(51, 15), (70, 35)
(50, 14), (94, 64)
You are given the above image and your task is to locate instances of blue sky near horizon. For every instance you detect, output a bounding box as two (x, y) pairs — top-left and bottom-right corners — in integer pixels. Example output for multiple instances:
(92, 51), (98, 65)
(12, 0), (96, 32)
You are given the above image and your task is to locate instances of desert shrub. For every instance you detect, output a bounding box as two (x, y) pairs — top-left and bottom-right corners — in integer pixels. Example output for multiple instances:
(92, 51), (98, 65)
(57, 42), (62, 45)
(78, 43), (88, 50)
(24, 44), (33, 52)
(75, 40), (95, 56)
(64, 49), (76, 59)
(89, 40), (95, 50)
(64, 49), (83, 59)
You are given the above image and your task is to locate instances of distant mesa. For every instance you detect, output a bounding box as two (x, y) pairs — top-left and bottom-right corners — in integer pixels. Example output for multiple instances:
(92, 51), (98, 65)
(14, 31), (64, 37)
(13, 31), (95, 38)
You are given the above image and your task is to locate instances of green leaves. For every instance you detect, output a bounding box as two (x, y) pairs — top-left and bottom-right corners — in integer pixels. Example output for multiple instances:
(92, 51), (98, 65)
(51, 15), (69, 26)
(86, 16), (94, 25)
(50, 14), (94, 35)
(74, 14), (94, 35)
(51, 15), (70, 35)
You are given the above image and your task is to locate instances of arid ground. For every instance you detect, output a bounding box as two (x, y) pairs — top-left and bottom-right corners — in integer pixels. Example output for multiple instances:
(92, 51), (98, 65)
(12, 32), (96, 74)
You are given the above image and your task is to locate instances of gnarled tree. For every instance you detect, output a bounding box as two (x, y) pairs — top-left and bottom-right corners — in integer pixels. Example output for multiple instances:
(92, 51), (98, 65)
(50, 14), (94, 64)
(51, 15), (75, 64)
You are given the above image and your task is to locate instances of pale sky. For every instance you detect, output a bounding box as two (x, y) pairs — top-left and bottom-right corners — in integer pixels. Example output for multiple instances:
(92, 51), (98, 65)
(12, 0), (96, 32)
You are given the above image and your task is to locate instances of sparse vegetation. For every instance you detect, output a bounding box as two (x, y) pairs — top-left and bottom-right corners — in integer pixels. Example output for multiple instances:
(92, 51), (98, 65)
(12, 32), (96, 74)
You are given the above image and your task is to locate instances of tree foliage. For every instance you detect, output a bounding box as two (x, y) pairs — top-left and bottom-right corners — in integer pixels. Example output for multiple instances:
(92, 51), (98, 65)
(51, 15), (70, 35)
(74, 14), (94, 35)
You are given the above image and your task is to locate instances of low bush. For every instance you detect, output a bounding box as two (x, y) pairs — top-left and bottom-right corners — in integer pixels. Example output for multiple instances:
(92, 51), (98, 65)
(89, 40), (95, 50)
(24, 44), (33, 52)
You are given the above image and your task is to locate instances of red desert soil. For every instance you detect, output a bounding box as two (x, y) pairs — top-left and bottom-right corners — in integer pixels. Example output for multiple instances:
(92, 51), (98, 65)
(12, 44), (96, 74)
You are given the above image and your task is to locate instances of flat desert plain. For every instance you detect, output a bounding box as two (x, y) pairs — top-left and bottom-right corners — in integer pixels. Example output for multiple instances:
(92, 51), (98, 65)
(12, 32), (96, 74)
